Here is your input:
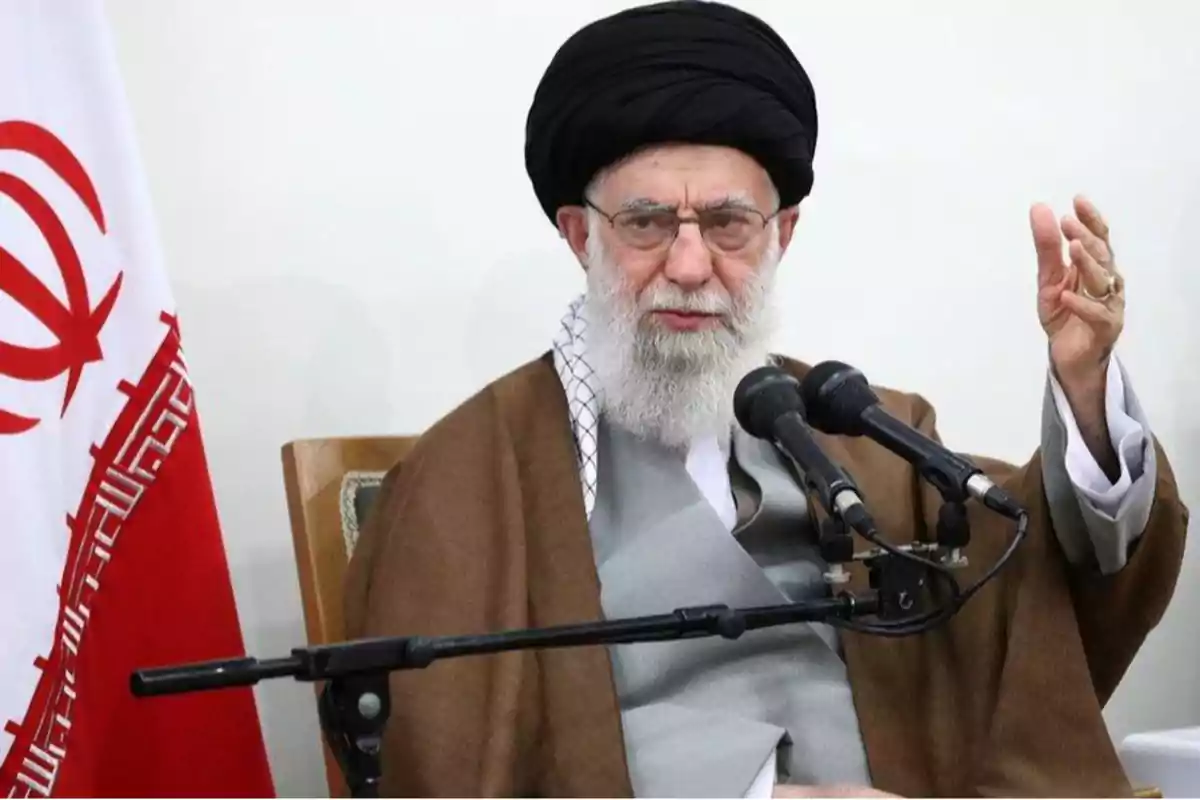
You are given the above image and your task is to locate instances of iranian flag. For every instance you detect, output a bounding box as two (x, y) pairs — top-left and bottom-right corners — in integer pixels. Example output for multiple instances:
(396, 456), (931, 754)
(0, 2), (276, 797)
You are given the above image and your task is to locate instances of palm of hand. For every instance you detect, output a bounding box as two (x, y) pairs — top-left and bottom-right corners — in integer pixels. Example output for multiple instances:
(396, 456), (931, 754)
(1038, 257), (1101, 372)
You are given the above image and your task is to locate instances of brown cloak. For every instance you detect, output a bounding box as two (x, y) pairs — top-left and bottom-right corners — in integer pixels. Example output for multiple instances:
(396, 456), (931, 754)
(343, 352), (1188, 797)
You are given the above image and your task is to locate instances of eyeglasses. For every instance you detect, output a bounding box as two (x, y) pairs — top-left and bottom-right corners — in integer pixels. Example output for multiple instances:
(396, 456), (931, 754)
(585, 198), (779, 254)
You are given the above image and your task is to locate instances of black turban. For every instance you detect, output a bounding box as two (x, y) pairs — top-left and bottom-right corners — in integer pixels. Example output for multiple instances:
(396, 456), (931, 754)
(524, 0), (818, 223)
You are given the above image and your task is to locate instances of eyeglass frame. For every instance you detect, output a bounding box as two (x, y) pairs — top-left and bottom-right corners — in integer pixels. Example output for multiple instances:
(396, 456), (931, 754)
(583, 196), (782, 255)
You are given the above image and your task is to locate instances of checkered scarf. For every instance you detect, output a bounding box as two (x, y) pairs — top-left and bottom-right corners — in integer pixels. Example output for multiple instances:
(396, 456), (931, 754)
(550, 292), (750, 531)
(551, 293), (600, 518)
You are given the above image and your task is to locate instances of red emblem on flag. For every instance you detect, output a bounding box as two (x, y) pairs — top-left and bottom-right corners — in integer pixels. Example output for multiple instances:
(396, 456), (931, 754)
(0, 120), (124, 435)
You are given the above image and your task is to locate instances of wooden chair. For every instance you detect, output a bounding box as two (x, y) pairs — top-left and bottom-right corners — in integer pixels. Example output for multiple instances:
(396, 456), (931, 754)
(281, 435), (418, 797)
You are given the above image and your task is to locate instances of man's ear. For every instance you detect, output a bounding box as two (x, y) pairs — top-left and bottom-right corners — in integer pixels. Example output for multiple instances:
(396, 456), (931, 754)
(556, 205), (590, 268)
(776, 205), (801, 254)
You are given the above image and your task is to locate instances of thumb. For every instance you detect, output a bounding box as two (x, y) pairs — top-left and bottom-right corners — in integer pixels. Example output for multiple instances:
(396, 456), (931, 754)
(1030, 203), (1066, 287)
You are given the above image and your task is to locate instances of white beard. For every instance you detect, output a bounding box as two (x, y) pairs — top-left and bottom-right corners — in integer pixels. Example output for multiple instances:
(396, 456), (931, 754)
(582, 214), (781, 450)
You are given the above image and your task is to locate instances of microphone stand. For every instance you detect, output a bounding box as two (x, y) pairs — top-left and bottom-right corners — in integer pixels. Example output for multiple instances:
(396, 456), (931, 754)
(935, 499), (971, 567)
(130, 565), (922, 799)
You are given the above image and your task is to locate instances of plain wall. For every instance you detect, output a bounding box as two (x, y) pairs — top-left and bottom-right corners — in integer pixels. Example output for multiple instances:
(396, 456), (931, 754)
(103, 1), (1199, 794)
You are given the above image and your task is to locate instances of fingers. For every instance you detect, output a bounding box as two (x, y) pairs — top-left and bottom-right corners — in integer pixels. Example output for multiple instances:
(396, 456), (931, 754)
(1074, 194), (1111, 244)
(1068, 194), (1118, 273)
(1030, 203), (1066, 287)
(1062, 215), (1112, 268)
(1068, 239), (1117, 299)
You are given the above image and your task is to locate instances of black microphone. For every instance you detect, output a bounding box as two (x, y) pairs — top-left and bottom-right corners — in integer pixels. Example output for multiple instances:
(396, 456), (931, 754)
(733, 365), (878, 537)
(797, 361), (1024, 519)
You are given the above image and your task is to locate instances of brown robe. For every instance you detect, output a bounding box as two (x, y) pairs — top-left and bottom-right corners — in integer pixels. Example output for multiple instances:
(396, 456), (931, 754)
(343, 352), (1189, 798)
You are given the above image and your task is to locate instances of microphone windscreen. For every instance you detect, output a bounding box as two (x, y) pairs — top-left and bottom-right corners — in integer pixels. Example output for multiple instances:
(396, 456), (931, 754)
(734, 366), (804, 439)
(798, 361), (878, 435)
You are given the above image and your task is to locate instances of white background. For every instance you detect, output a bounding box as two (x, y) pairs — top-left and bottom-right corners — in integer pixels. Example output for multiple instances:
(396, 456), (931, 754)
(103, 1), (1199, 794)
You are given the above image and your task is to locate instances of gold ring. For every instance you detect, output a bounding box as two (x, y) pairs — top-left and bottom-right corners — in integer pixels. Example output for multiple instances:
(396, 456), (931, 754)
(1082, 272), (1121, 302)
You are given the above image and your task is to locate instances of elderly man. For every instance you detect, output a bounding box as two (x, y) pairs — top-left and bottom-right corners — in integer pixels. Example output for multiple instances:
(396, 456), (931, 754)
(344, 2), (1188, 797)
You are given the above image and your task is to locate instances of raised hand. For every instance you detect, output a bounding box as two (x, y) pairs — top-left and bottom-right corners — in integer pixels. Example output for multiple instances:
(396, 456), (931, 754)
(1032, 194), (1125, 385)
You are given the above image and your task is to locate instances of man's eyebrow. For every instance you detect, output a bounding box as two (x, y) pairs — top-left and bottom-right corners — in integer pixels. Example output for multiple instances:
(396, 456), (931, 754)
(698, 193), (758, 212)
(618, 197), (675, 212)
(617, 194), (759, 212)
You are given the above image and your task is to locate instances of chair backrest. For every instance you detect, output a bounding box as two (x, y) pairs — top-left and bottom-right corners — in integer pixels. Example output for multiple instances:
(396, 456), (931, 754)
(280, 435), (418, 796)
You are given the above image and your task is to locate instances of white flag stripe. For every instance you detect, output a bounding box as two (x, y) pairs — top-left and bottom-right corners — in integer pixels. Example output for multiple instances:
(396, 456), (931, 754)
(0, 0), (176, 775)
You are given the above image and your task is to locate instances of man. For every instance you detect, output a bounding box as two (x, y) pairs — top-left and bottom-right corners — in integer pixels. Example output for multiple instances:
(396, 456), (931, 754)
(343, 2), (1188, 797)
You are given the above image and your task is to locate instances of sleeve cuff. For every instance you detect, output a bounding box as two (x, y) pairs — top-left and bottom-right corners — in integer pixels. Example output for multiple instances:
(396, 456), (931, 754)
(1048, 356), (1148, 517)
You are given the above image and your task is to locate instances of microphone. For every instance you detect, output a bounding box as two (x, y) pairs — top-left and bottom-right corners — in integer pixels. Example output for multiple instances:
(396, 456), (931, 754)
(797, 361), (1024, 519)
(733, 365), (878, 538)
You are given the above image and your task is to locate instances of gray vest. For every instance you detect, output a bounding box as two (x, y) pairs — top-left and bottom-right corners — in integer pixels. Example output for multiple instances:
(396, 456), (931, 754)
(587, 415), (871, 798)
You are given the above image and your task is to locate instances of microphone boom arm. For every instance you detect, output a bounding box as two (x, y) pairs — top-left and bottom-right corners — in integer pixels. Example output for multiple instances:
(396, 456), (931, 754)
(131, 577), (920, 798)
(130, 594), (878, 697)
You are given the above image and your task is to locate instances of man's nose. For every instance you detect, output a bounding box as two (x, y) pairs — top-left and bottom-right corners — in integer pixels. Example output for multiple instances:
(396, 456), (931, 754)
(662, 224), (714, 290)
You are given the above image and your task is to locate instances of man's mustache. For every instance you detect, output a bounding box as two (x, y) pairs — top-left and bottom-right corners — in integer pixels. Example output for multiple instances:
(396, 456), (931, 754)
(639, 287), (734, 316)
